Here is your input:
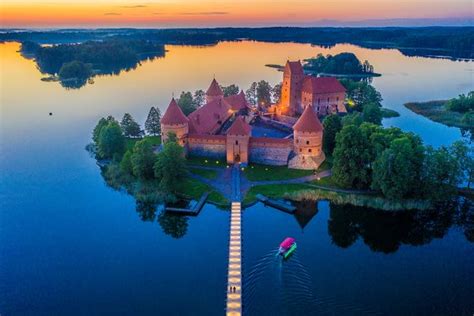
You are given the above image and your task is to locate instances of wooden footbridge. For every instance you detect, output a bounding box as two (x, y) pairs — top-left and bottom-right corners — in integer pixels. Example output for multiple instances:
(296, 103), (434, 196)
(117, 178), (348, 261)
(226, 165), (242, 316)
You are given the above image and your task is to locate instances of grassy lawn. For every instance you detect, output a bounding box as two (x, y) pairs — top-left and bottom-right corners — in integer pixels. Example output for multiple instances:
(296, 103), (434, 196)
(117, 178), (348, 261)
(186, 156), (227, 168)
(126, 135), (161, 151)
(178, 177), (229, 206)
(404, 100), (469, 129)
(310, 175), (344, 189)
(243, 183), (310, 204)
(243, 164), (312, 181)
(189, 167), (218, 180)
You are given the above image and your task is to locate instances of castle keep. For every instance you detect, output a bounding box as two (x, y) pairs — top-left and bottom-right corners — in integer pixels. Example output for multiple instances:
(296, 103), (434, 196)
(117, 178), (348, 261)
(160, 60), (347, 169)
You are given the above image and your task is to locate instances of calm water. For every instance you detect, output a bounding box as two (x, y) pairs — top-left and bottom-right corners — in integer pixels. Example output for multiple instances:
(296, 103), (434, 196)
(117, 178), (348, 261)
(1, 41), (473, 315)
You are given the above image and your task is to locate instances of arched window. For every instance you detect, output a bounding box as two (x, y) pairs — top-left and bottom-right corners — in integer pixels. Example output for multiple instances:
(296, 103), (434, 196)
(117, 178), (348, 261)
(306, 140), (310, 145)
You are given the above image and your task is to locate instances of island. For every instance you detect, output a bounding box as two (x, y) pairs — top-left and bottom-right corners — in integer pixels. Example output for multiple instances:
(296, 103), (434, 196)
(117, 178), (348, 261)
(89, 60), (473, 214)
(266, 52), (381, 78)
(20, 39), (165, 88)
(405, 92), (474, 133)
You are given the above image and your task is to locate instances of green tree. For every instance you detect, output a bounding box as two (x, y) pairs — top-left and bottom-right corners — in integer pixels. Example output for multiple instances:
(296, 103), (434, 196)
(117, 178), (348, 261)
(342, 112), (364, 127)
(372, 137), (420, 199)
(120, 113), (141, 137)
(177, 91), (196, 115)
(272, 83), (282, 103)
(446, 91), (474, 113)
(451, 140), (474, 188)
(193, 89), (205, 107)
(246, 82), (258, 105)
(333, 124), (372, 189)
(97, 121), (125, 159)
(93, 116), (117, 144)
(341, 80), (382, 111)
(362, 102), (382, 125)
(322, 114), (342, 154)
(131, 139), (156, 180)
(145, 107), (161, 136)
(221, 84), (239, 97)
(256, 80), (272, 108)
(58, 60), (92, 80)
(421, 146), (462, 200)
(120, 149), (133, 176)
(154, 136), (187, 196)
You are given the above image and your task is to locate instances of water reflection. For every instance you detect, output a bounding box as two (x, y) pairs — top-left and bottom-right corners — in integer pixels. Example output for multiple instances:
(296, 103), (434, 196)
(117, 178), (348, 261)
(328, 199), (473, 253)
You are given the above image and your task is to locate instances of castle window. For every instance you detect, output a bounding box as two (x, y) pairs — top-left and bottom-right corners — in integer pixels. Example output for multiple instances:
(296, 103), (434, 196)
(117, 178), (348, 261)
(299, 148), (302, 152)
(235, 140), (239, 145)
(318, 98), (320, 104)
(306, 140), (310, 145)
(296, 139), (299, 144)
(308, 149), (312, 153)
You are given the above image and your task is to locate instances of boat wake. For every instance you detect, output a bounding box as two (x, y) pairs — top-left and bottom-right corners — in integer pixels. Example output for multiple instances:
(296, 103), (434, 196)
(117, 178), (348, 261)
(243, 248), (381, 315)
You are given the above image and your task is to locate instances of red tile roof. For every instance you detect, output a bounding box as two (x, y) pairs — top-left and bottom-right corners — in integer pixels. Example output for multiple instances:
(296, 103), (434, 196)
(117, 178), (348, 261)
(227, 116), (251, 136)
(286, 60), (304, 76)
(160, 98), (189, 125)
(293, 105), (323, 133)
(224, 91), (249, 111)
(206, 78), (224, 97)
(188, 98), (232, 134)
(302, 76), (346, 94)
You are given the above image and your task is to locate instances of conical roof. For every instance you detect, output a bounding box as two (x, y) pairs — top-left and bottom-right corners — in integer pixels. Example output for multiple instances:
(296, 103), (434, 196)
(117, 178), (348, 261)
(293, 105), (323, 133)
(160, 98), (189, 125)
(227, 116), (251, 136)
(206, 78), (224, 97)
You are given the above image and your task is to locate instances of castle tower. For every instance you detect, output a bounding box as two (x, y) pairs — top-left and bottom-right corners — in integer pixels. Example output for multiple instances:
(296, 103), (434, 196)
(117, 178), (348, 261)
(206, 78), (224, 103)
(289, 105), (325, 170)
(279, 60), (304, 116)
(226, 116), (251, 164)
(160, 98), (189, 146)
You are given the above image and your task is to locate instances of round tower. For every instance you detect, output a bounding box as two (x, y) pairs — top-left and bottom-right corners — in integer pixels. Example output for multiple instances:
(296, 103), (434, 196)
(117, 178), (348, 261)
(160, 98), (189, 146)
(289, 105), (325, 169)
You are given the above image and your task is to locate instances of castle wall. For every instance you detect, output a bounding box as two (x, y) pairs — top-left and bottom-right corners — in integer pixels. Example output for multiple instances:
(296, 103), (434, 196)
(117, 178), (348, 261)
(249, 137), (293, 166)
(301, 91), (345, 116)
(162, 123), (188, 146)
(187, 135), (226, 159)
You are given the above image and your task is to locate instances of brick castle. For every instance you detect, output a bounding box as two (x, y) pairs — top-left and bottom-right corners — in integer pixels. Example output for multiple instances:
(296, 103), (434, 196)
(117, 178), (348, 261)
(160, 60), (347, 169)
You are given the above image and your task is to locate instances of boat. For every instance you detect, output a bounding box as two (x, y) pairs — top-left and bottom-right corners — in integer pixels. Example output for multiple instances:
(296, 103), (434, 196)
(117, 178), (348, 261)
(278, 237), (297, 259)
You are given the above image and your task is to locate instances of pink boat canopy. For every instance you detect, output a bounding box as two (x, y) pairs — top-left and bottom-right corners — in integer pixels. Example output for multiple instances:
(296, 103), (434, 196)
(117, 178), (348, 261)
(280, 237), (295, 249)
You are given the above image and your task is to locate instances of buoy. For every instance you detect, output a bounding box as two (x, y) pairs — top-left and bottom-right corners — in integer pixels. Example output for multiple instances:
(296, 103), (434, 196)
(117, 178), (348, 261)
(49, 112), (53, 116)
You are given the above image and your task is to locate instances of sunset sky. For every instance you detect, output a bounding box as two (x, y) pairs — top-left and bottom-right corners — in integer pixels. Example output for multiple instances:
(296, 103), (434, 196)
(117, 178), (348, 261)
(1, 0), (473, 28)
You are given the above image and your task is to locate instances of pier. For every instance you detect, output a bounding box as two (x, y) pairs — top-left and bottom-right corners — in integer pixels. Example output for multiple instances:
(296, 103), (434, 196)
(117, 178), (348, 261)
(226, 165), (242, 316)
(165, 192), (209, 215)
(256, 194), (296, 213)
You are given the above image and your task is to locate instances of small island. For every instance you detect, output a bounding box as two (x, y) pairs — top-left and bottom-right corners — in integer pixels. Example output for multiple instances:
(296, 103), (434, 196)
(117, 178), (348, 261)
(20, 39), (165, 88)
(266, 52), (381, 78)
(405, 92), (474, 133)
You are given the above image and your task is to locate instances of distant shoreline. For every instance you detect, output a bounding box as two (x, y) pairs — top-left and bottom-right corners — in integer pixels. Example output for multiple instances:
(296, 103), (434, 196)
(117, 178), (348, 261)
(404, 100), (472, 129)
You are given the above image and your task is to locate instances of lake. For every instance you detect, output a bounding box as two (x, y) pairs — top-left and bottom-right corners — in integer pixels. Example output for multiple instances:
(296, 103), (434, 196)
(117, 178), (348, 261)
(1, 40), (473, 315)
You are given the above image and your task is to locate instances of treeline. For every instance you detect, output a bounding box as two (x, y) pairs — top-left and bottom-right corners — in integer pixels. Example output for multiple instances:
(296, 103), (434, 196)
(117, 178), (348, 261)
(6, 27), (474, 59)
(21, 39), (164, 74)
(20, 39), (165, 88)
(304, 52), (376, 75)
(91, 108), (189, 203)
(323, 112), (473, 201)
(446, 91), (474, 114)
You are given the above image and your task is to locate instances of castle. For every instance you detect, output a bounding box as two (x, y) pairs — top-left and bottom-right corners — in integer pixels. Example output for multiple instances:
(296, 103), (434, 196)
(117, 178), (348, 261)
(160, 60), (347, 169)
